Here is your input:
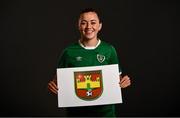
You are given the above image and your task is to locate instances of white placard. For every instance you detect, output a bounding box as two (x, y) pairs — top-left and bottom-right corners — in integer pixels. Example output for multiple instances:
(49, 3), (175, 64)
(57, 64), (122, 108)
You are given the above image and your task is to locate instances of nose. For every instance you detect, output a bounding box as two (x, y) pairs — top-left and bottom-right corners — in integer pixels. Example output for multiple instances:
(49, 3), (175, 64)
(86, 22), (91, 28)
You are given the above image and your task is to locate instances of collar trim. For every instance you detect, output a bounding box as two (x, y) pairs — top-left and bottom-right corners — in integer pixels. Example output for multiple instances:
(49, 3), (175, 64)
(79, 39), (101, 50)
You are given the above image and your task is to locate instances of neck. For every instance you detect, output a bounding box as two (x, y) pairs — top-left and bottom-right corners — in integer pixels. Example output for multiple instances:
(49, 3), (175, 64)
(80, 37), (98, 47)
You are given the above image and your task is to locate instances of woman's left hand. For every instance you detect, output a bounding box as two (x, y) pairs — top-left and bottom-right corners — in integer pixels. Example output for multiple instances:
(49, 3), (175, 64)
(119, 75), (131, 88)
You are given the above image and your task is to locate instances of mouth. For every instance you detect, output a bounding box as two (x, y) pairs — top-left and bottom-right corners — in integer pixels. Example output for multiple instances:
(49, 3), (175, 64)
(84, 30), (94, 35)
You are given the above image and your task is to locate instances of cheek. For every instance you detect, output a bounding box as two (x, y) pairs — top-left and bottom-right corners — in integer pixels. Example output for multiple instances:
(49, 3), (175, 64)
(78, 28), (85, 34)
(78, 27), (83, 32)
(94, 25), (100, 31)
(79, 26), (85, 30)
(98, 25), (102, 30)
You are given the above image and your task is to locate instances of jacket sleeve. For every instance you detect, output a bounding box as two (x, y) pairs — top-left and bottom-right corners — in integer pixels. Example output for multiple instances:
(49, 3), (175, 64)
(57, 49), (68, 68)
(109, 45), (122, 74)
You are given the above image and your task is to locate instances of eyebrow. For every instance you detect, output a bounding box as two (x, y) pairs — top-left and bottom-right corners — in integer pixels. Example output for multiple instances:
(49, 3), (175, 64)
(81, 20), (97, 22)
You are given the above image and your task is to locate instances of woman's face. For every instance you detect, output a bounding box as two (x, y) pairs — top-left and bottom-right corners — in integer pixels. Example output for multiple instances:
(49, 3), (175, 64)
(78, 12), (102, 41)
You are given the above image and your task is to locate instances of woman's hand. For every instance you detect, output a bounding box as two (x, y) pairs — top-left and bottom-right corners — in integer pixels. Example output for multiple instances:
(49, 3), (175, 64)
(48, 75), (58, 94)
(119, 75), (131, 88)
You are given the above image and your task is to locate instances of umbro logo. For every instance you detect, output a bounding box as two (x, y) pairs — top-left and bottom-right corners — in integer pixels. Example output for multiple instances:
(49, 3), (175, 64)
(76, 56), (82, 61)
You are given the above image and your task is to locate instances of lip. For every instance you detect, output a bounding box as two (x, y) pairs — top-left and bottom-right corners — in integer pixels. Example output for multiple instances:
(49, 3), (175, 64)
(85, 30), (94, 34)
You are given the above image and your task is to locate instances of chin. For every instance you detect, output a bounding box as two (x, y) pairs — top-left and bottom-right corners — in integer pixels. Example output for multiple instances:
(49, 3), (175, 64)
(85, 38), (94, 41)
(81, 37), (92, 40)
(85, 35), (95, 40)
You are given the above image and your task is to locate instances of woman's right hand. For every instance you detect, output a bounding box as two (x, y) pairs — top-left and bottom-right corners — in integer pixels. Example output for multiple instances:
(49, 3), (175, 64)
(48, 75), (58, 94)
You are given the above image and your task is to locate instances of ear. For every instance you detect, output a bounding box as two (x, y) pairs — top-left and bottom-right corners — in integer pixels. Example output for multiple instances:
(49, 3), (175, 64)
(98, 23), (102, 31)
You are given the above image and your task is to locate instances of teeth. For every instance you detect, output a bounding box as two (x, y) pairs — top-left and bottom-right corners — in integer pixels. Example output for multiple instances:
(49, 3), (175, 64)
(86, 31), (93, 33)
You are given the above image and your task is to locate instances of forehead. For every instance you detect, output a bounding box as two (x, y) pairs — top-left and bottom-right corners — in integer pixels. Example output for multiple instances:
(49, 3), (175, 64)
(79, 12), (99, 21)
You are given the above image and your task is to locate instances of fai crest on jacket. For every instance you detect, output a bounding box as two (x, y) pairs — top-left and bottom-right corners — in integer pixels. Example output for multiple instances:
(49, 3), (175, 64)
(97, 54), (105, 63)
(74, 70), (103, 101)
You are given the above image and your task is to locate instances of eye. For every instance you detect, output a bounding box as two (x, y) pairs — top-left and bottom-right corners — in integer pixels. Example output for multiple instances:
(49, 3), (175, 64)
(80, 22), (86, 25)
(91, 22), (96, 25)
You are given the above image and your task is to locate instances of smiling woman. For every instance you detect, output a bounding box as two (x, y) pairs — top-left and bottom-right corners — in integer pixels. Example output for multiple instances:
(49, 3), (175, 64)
(78, 10), (102, 45)
(47, 8), (131, 117)
(1, 0), (176, 116)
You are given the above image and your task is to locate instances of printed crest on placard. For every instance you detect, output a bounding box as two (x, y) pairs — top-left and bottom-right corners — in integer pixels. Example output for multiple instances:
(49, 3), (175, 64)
(74, 70), (103, 101)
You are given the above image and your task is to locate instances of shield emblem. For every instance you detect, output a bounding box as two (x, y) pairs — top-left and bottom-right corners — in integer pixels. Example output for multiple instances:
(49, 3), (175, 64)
(74, 70), (103, 101)
(97, 54), (105, 63)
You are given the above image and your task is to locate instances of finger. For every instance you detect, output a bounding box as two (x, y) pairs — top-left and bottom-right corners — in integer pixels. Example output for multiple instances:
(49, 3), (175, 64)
(120, 79), (131, 88)
(48, 80), (58, 90)
(120, 75), (130, 84)
(51, 81), (58, 90)
(120, 77), (131, 87)
(48, 82), (58, 92)
(48, 83), (58, 94)
(49, 87), (58, 94)
(52, 78), (57, 84)
(122, 79), (131, 86)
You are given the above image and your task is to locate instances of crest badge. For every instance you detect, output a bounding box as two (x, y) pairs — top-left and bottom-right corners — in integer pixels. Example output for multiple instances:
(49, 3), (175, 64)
(97, 54), (105, 63)
(74, 70), (103, 101)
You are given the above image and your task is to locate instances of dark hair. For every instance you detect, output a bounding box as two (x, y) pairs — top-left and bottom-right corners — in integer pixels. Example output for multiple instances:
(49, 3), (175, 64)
(79, 8), (102, 23)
